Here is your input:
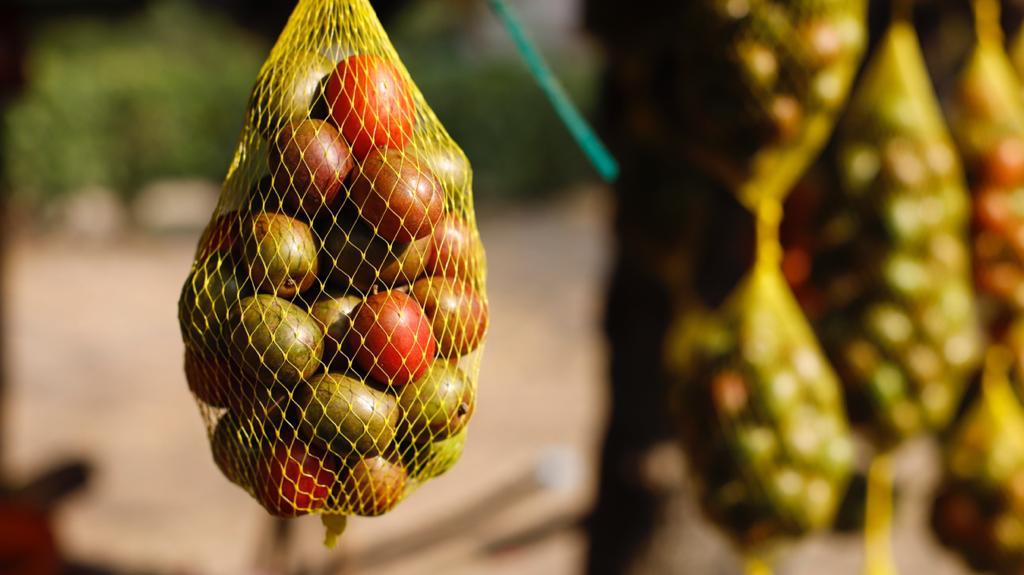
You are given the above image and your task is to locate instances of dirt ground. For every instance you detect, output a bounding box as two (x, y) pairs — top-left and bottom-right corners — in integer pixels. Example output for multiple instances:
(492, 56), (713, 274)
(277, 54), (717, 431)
(3, 192), (978, 574)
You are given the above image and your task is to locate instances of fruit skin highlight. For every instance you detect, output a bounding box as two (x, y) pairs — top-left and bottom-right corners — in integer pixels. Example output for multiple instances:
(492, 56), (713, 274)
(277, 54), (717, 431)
(242, 212), (319, 298)
(334, 456), (408, 517)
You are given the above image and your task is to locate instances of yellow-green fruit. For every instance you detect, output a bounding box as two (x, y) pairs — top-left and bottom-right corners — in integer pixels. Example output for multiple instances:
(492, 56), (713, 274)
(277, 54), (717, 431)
(398, 363), (474, 444)
(232, 294), (323, 387)
(250, 51), (334, 137)
(296, 373), (398, 457)
(243, 212), (318, 297)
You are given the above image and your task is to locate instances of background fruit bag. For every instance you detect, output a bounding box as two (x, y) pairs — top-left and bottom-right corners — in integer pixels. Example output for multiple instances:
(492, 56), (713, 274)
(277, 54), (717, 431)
(813, 18), (982, 449)
(177, 0), (488, 530)
(677, 0), (865, 206)
(665, 1), (866, 570)
(667, 204), (855, 568)
(932, 347), (1024, 574)
(950, 0), (1024, 342)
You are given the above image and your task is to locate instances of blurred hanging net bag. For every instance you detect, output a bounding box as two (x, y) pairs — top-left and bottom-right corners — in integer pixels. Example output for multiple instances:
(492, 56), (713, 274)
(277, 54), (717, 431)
(177, 0), (488, 531)
(815, 19), (982, 447)
(932, 347), (1024, 573)
(950, 0), (1024, 339)
(668, 203), (855, 563)
(679, 0), (867, 206)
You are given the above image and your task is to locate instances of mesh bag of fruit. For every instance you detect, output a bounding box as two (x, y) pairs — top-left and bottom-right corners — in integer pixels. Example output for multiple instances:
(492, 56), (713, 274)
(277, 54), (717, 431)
(678, 0), (866, 206)
(177, 0), (488, 534)
(667, 202), (855, 562)
(950, 0), (1024, 337)
(816, 18), (983, 447)
(932, 347), (1024, 573)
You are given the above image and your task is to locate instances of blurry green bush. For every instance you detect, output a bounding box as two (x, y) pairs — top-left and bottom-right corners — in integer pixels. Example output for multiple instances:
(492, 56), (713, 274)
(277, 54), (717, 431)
(3, 0), (598, 210)
(390, 0), (600, 202)
(2, 1), (266, 206)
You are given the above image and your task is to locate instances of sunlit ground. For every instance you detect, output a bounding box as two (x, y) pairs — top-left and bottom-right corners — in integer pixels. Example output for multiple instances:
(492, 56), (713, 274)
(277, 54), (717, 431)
(4, 190), (978, 574)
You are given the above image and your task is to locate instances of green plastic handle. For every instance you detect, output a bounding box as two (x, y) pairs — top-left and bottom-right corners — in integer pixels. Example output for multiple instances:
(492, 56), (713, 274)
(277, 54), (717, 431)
(486, 0), (620, 183)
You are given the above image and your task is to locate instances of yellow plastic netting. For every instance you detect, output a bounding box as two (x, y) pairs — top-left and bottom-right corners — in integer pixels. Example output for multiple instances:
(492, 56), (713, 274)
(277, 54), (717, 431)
(814, 19), (983, 448)
(932, 346), (1024, 573)
(679, 0), (867, 208)
(177, 0), (488, 529)
(667, 201), (855, 563)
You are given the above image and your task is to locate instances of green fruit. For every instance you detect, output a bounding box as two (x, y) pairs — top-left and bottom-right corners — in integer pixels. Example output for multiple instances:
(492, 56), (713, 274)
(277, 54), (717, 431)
(335, 456), (408, 516)
(296, 373), (398, 457)
(179, 254), (245, 352)
(322, 219), (429, 292)
(232, 294), (323, 387)
(243, 212), (318, 298)
(402, 431), (467, 480)
(309, 293), (361, 369)
(211, 411), (263, 488)
(250, 51), (333, 137)
(398, 363), (474, 444)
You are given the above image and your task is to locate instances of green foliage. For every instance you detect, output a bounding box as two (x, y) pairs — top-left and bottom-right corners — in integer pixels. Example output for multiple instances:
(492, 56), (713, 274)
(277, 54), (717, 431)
(3, 1), (267, 204)
(392, 2), (600, 202)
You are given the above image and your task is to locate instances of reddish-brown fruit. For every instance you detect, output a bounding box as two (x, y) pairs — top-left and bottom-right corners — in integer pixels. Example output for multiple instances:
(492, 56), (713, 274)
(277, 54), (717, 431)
(336, 456), (408, 516)
(711, 370), (748, 417)
(271, 120), (353, 216)
(346, 290), (436, 387)
(981, 137), (1024, 188)
(255, 442), (338, 517)
(184, 348), (246, 408)
(197, 212), (240, 261)
(426, 216), (478, 278)
(411, 277), (488, 357)
(350, 150), (444, 242)
(326, 54), (415, 158)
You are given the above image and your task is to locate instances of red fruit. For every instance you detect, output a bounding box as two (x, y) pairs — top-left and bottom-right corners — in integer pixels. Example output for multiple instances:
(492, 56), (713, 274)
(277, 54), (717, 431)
(184, 348), (245, 408)
(271, 120), (353, 216)
(326, 54), (415, 157)
(982, 137), (1024, 188)
(350, 149), (444, 242)
(255, 442), (338, 517)
(197, 212), (240, 261)
(411, 277), (488, 357)
(426, 216), (478, 278)
(347, 290), (436, 386)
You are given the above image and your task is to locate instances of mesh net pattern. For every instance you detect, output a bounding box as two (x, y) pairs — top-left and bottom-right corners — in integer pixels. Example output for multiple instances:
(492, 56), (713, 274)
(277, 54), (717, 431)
(178, 0), (487, 520)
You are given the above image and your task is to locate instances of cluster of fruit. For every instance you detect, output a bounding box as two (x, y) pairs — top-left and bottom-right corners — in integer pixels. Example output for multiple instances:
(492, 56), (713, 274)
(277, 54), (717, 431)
(814, 24), (982, 446)
(932, 365), (1024, 574)
(671, 264), (854, 551)
(179, 46), (487, 518)
(951, 38), (1024, 336)
(681, 0), (865, 195)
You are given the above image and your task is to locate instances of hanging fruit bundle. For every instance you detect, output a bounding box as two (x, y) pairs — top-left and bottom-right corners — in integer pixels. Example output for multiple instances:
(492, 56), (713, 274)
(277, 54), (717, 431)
(668, 225), (856, 553)
(950, 0), (1024, 337)
(178, 0), (488, 525)
(814, 21), (983, 447)
(932, 348), (1024, 573)
(666, 0), (868, 560)
(679, 0), (866, 205)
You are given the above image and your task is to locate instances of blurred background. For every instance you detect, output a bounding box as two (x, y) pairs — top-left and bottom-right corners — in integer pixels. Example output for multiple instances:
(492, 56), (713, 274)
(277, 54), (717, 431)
(4, 0), (1024, 574)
